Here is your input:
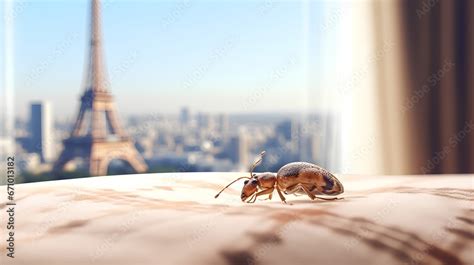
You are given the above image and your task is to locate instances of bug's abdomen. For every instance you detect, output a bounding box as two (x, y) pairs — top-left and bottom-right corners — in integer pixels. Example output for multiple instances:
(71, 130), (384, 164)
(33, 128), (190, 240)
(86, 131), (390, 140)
(276, 162), (344, 196)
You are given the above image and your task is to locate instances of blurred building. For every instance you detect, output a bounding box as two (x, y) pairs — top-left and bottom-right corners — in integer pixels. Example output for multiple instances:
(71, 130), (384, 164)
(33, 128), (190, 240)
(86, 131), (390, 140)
(30, 101), (54, 163)
(217, 113), (229, 138)
(228, 130), (249, 170)
(275, 119), (300, 156)
(197, 112), (217, 132)
(179, 107), (190, 126)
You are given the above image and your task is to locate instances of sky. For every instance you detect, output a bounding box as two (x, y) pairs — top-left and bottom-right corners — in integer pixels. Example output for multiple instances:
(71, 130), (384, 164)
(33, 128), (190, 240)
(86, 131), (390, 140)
(1, 0), (351, 120)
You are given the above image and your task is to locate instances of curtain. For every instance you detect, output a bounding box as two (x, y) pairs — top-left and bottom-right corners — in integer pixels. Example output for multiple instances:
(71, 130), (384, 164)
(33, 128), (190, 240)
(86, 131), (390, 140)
(346, 0), (473, 174)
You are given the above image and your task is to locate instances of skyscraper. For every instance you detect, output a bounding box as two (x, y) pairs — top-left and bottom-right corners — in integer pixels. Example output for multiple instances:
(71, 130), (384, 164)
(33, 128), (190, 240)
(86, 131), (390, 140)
(197, 112), (215, 131)
(179, 107), (190, 126)
(276, 119), (300, 156)
(228, 130), (249, 169)
(217, 113), (230, 138)
(30, 101), (54, 162)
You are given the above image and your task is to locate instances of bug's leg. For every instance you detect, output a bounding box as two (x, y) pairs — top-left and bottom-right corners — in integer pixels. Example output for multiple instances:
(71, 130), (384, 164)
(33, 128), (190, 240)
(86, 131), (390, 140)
(284, 184), (305, 196)
(246, 193), (257, 203)
(250, 194), (257, 203)
(275, 186), (287, 204)
(298, 184), (317, 200)
(267, 192), (273, 200)
(253, 188), (274, 201)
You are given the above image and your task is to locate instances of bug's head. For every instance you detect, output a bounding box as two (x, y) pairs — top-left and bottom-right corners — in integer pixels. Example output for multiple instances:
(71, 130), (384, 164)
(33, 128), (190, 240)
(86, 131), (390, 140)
(214, 151), (266, 201)
(241, 178), (258, 202)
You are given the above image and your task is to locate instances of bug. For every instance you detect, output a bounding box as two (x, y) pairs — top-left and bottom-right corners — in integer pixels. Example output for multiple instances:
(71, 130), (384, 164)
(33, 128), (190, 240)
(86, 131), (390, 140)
(214, 151), (344, 203)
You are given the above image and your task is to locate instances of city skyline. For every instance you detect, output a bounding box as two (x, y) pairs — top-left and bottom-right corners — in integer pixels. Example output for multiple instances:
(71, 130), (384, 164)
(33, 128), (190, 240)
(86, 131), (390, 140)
(14, 101), (338, 182)
(4, 0), (349, 119)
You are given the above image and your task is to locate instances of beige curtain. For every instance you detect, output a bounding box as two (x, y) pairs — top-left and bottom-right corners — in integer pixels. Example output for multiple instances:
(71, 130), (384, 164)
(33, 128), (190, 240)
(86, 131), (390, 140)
(347, 0), (473, 174)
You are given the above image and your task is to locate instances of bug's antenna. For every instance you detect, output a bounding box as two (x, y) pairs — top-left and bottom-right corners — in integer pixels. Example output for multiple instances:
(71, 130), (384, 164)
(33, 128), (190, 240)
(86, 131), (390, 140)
(249, 151), (266, 177)
(214, 176), (250, 198)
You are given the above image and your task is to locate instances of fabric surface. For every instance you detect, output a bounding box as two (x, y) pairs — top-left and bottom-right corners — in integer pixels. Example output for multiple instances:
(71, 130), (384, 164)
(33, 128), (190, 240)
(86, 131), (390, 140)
(1, 173), (473, 265)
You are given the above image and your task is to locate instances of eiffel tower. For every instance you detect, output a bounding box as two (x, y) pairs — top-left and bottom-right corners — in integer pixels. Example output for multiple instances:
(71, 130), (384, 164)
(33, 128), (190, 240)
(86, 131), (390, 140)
(53, 0), (147, 176)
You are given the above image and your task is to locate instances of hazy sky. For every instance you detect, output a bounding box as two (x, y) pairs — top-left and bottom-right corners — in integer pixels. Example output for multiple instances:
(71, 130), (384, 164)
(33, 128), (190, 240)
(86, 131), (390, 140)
(2, 0), (348, 120)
